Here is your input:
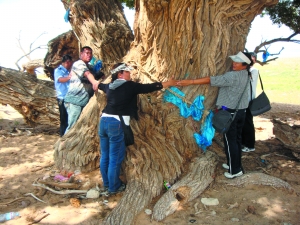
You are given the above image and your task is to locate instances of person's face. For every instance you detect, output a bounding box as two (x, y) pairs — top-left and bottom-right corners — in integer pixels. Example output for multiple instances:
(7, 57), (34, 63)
(118, 70), (131, 81)
(80, 48), (93, 63)
(251, 56), (256, 64)
(62, 59), (73, 70)
(232, 62), (247, 71)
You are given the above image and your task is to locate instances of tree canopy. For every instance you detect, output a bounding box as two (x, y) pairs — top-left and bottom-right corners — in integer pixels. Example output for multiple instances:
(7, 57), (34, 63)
(119, 0), (134, 8)
(264, 0), (300, 33)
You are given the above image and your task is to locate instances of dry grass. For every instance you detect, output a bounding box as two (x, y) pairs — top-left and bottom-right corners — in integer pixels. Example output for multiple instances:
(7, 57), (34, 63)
(255, 57), (300, 105)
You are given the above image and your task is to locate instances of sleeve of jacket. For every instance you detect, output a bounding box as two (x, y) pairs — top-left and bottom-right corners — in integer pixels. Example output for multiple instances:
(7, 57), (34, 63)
(133, 82), (163, 94)
(98, 83), (109, 93)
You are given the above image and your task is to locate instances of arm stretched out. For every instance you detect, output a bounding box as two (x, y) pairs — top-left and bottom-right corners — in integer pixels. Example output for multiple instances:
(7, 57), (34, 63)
(176, 77), (210, 86)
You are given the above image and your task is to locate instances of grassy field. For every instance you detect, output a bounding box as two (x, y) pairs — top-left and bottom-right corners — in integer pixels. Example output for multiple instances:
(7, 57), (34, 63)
(255, 57), (300, 105)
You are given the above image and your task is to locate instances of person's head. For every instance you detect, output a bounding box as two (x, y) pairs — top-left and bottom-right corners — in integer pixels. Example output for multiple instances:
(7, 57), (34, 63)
(110, 63), (133, 82)
(61, 54), (73, 70)
(80, 46), (93, 63)
(249, 52), (257, 64)
(229, 51), (253, 71)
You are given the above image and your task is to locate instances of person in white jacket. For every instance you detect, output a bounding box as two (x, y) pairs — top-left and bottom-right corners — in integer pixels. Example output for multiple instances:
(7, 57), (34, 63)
(241, 52), (259, 152)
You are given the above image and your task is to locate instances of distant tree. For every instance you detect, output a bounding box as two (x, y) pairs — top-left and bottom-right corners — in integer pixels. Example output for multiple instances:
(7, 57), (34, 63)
(252, 0), (300, 64)
(15, 31), (48, 75)
(119, 0), (134, 8)
(265, 0), (300, 32)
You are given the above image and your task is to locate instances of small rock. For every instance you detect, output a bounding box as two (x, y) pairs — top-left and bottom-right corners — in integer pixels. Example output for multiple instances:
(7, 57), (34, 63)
(201, 198), (219, 206)
(231, 218), (239, 222)
(86, 189), (100, 198)
(144, 209), (152, 215)
(247, 205), (256, 214)
(211, 210), (216, 216)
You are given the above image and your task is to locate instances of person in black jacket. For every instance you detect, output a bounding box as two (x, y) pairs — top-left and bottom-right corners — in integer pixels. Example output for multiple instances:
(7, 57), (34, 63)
(98, 63), (176, 195)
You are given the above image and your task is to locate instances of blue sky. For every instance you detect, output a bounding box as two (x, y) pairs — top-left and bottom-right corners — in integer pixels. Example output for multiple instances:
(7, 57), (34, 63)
(0, 0), (299, 71)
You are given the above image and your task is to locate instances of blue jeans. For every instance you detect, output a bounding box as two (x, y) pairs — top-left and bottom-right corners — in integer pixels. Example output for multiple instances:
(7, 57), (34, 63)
(64, 102), (83, 134)
(99, 117), (126, 192)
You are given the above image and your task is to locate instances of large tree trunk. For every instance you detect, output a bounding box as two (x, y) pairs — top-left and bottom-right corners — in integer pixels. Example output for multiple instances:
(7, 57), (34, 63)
(53, 0), (279, 224)
(273, 118), (300, 159)
(44, 31), (80, 80)
(2, 0), (280, 224)
(0, 67), (59, 126)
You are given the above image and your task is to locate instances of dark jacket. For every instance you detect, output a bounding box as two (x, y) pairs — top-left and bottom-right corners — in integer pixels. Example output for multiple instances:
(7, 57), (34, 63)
(99, 80), (163, 120)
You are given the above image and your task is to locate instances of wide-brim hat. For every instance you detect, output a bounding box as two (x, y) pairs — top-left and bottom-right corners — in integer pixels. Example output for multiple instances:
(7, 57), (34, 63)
(111, 63), (133, 74)
(229, 51), (251, 64)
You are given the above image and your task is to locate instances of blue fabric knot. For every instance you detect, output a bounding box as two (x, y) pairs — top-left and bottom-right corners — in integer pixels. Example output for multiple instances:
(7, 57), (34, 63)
(64, 9), (70, 22)
(164, 87), (204, 121)
(193, 111), (215, 151)
(262, 51), (270, 62)
(93, 60), (102, 73)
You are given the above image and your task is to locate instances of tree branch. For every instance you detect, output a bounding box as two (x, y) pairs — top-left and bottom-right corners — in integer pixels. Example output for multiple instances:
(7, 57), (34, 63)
(256, 57), (279, 66)
(15, 45), (47, 71)
(254, 32), (300, 53)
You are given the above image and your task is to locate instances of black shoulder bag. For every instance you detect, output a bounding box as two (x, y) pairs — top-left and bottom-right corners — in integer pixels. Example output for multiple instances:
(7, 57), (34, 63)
(119, 115), (134, 146)
(212, 76), (249, 134)
(249, 72), (271, 116)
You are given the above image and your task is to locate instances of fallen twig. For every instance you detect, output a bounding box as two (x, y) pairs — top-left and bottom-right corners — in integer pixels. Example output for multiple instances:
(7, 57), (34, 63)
(38, 180), (79, 189)
(274, 153), (294, 159)
(24, 193), (47, 203)
(31, 163), (54, 172)
(32, 182), (87, 195)
(28, 212), (50, 224)
(0, 197), (25, 206)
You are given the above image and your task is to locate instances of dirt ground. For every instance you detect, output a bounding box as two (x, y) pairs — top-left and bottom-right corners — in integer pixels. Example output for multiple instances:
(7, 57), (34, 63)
(0, 103), (299, 225)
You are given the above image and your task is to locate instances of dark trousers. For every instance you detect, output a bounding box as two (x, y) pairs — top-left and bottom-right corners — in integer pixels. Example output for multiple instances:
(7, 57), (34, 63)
(57, 99), (68, 136)
(223, 109), (246, 174)
(241, 107), (255, 148)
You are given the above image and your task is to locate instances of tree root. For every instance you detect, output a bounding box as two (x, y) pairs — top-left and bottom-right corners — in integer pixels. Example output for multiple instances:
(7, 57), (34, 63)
(219, 172), (294, 193)
(152, 151), (218, 221)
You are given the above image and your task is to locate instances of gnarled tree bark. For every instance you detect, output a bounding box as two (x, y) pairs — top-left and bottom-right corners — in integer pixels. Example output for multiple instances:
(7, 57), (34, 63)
(54, 0), (280, 224)
(44, 31), (79, 80)
(0, 67), (58, 126)
(1, 0), (281, 224)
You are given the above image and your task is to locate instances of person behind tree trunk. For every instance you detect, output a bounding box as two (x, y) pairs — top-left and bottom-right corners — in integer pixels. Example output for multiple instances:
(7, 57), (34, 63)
(54, 54), (73, 136)
(64, 46), (104, 134)
(176, 52), (253, 179)
(242, 52), (259, 153)
(97, 63), (177, 195)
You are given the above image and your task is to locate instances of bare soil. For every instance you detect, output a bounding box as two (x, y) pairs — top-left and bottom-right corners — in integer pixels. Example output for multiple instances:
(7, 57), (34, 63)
(0, 103), (299, 225)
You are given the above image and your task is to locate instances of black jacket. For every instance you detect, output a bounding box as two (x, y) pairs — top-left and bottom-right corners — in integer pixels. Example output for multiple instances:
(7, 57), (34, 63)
(98, 81), (163, 120)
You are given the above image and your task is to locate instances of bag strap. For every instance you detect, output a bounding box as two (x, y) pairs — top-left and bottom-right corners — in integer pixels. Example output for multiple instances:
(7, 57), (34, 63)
(231, 75), (250, 121)
(118, 115), (125, 125)
(235, 75), (250, 110)
(258, 71), (264, 91)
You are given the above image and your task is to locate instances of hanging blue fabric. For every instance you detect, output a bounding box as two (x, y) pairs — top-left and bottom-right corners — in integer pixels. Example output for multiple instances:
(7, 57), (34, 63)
(64, 9), (70, 22)
(262, 51), (270, 62)
(93, 60), (103, 73)
(164, 87), (204, 121)
(193, 110), (215, 151)
(89, 56), (96, 65)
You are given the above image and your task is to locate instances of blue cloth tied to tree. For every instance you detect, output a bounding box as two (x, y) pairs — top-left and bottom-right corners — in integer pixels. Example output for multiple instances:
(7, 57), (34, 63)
(163, 87), (214, 150)
(193, 111), (215, 151)
(64, 9), (70, 22)
(164, 87), (204, 121)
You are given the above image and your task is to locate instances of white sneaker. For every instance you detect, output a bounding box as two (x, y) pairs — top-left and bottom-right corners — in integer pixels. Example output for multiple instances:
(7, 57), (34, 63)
(222, 164), (229, 170)
(242, 147), (255, 152)
(224, 171), (243, 179)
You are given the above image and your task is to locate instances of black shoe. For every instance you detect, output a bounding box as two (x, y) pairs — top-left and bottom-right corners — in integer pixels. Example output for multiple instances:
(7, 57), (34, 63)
(108, 183), (126, 196)
(101, 183), (126, 197)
